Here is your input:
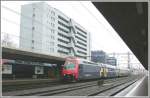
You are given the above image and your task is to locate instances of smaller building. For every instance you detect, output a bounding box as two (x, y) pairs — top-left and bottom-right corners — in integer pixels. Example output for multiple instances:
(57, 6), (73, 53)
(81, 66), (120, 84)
(106, 57), (117, 66)
(91, 50), (109, 63)
(2, 59), (60, 79)
(91, 50), (117, 66)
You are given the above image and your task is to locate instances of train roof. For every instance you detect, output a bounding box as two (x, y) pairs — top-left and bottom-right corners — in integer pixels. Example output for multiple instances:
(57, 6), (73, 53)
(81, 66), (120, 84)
(65, 57), (118, 69)
(65, 57), (98, 66)
(100, 63), (117, 69)
(79, 59), (99, 66)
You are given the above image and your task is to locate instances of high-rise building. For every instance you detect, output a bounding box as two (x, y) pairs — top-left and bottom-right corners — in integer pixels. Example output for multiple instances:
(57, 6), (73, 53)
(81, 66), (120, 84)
(20, 2), (91, 60)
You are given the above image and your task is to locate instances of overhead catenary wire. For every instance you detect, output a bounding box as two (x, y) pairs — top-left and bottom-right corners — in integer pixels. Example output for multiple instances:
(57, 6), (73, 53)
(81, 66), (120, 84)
(2, 4), (141, 68)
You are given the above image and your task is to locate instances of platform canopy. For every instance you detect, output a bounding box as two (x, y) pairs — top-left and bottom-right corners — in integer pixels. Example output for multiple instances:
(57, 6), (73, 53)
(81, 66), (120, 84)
(92, 2), (148, 70)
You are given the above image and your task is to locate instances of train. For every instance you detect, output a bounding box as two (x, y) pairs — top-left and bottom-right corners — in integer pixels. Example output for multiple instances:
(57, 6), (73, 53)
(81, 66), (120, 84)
(61, 57), (130, 81)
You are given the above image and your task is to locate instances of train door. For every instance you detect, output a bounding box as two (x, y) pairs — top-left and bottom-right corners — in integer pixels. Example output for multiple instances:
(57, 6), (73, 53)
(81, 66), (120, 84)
(100, 67), (108, 78)
(104, 68), (108, 78)
(78, 64), (83, 80)
(100, 67), (104, 78)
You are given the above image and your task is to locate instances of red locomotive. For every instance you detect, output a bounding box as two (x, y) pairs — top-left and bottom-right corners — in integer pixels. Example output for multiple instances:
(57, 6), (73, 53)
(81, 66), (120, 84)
(61, 57), (79, 81)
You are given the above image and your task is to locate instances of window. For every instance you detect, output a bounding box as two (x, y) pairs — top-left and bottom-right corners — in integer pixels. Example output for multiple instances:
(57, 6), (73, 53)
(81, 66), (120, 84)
(33, 13), (35, 17)
(52, 48), (54, 52)
(32, 40), (34, 43)
(51, 29), (55, 33)
(51, 11), (55, 16)
(77, 50), (87, 55)
(50, 42), (52, 45)
(2, 64), (12, 74)
(77, 41), (87, 47)
(75, 26), (87, 35)
(32, 26), (35, 30)
(58, 21), (69, 29)
(51, 17), (55, 21)
(58, 27), (68, 33)
(75, 35), (87, 43)
(50, 48), (52, 51)
(50, 48), (54, 52)
(64, 61), (75, 70)
(58, 38), (68, 44)
(58, 15), (69, 23)
(64, 64), (75, 70)
(77, 32), (87, 39)
(51, 36), (55, 40)
(33, 8), (35, 11)
(58, 32), (69, 39)
(51, 23), (55, 27)
(79, 64), (83, 70)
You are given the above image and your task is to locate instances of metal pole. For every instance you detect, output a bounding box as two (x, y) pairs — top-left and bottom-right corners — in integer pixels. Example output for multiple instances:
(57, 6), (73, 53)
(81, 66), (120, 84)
(127, 52), (130, 69)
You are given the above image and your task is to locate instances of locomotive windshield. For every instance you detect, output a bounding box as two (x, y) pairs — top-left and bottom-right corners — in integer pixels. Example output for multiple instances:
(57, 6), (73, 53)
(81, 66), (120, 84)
(64, 60), (75, 70)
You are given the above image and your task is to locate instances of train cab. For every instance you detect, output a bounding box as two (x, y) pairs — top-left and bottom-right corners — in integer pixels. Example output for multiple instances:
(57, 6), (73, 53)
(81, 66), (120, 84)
(61, 57), (79, 81)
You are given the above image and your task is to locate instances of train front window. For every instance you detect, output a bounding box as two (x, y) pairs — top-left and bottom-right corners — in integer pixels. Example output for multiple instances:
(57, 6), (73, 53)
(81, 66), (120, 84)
(64, 61), (75, 70)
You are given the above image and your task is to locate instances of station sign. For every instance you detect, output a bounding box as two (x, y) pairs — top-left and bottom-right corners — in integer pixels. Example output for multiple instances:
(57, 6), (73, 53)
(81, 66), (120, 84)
(15, 60), (43, 66)
(35, 66), (44, 74)
(2, 64), (12, 74)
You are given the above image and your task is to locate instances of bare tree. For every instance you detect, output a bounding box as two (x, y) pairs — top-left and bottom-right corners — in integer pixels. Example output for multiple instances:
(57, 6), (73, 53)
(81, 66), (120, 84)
(1, 33), (15, 47)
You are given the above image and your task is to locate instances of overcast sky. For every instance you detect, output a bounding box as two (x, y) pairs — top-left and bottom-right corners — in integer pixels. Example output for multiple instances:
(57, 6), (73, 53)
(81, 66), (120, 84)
(1, 1), (144, 69)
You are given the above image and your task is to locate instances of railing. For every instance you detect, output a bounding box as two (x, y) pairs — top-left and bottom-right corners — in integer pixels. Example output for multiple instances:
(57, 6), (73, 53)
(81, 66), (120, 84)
(68, 19), (79, 55)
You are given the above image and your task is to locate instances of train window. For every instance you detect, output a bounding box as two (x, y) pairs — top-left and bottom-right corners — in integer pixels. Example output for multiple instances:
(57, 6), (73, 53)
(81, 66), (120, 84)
(64, 63), (75, 70)
(64, 60), (76, 65)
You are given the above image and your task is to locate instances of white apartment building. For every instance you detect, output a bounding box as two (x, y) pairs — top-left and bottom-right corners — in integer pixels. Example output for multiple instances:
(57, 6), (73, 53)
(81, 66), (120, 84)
(20, 2), (91, 60)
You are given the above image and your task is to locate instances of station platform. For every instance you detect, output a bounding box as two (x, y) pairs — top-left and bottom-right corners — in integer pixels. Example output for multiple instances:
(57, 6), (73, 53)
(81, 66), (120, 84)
(2, 78), (59, 86)
(115, 75), (148, 96)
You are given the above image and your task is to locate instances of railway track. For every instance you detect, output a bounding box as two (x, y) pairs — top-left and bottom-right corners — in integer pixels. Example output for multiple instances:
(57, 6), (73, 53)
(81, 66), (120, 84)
(43, 75), (140, 96)
(2, 75), (140, 96)
(2, 76), (127, 92)
(2, 79), (61, 92)
(88, 77), (138, 96)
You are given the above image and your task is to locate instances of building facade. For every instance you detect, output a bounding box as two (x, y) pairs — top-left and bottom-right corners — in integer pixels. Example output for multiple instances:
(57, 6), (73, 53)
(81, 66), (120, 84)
(20, 2), (91, 60)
